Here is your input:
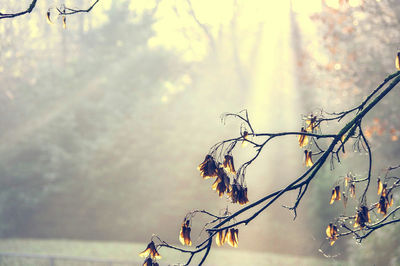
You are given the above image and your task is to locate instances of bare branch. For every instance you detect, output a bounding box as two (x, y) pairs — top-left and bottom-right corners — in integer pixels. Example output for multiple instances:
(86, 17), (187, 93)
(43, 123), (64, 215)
(0, 0), (37, 19)
(58, 0), (100, 15)
(185, 0), (216, 53)
(0, 0), (100, 20)
(139, 72), (400, 264)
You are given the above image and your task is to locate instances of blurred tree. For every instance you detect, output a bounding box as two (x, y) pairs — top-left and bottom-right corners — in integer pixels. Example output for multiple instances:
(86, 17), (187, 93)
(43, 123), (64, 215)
(0, 0), (198, 241)
(294, 0), (400, 260)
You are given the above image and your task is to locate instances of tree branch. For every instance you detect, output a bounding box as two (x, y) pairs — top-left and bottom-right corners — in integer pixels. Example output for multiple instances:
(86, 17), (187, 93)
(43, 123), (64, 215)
(0, 0), (100, 20)
(0, 0), (37, 19)
(139, 71), (400, 264)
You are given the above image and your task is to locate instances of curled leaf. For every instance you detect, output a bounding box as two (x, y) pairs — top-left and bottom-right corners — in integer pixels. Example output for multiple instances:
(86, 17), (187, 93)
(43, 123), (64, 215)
(46, 9), (53, 24)
(62, 16), (67, 29)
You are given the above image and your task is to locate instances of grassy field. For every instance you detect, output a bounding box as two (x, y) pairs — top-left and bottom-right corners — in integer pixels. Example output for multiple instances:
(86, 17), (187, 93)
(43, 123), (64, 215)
(0, 238), (344, 266)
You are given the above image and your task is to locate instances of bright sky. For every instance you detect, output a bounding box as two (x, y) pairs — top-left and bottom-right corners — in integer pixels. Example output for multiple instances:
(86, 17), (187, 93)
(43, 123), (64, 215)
(89, 0), (327, 62)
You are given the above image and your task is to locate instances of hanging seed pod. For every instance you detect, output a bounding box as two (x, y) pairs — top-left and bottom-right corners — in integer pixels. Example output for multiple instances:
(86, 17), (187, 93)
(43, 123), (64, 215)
(298, 127), (309, 147)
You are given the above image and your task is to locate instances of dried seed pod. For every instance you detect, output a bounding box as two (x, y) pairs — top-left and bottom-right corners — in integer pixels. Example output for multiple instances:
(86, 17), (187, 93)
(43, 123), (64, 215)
(62, 16), (67, 29)
(223, 155), (236, 174)
(46, 9), (53, 24)
(198, 155), (218, 179)
(343, 193), (348, 208)
(212, 168), (231, 197)
(306, 115), (318, 132)
(329, 188), (337, 205)
(227, 228), (239, 248)
(326, 223), (338, 246)
(354, 206), (370, 228)
(215, 229), (227, 247)
(350, 183), (356, 198)
(330, 186), (341, 204)
(304, 150), (313, 167)
(139, 241), (162, 260)
(179, 220), (192, 246)
(377, 178), (383, 195)
(377, 196), (388, 216)
(298, 127), (309, 147)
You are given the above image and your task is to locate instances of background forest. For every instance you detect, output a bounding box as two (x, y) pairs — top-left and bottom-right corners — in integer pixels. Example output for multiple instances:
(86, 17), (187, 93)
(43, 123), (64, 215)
(0, 0), (399, 265)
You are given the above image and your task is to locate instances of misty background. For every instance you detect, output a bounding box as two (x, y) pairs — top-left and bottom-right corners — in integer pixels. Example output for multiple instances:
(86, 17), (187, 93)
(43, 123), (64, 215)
(0, 0), (399, 265)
